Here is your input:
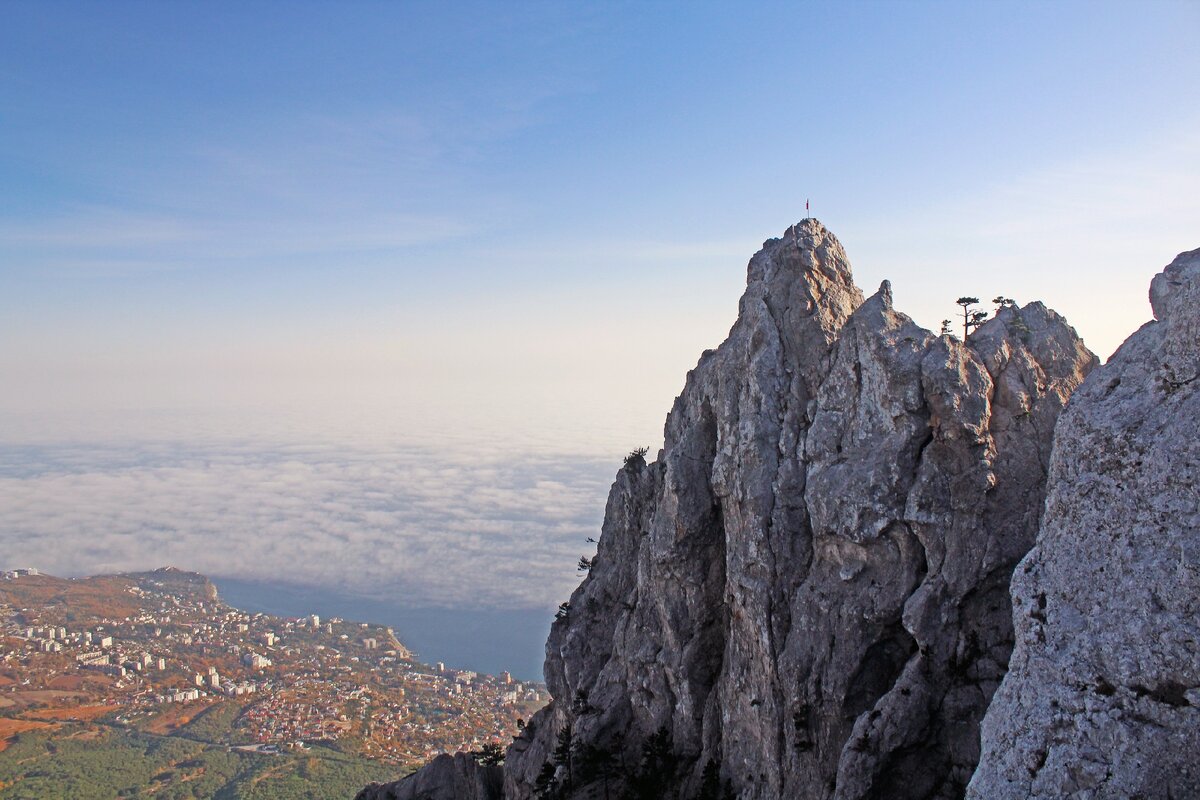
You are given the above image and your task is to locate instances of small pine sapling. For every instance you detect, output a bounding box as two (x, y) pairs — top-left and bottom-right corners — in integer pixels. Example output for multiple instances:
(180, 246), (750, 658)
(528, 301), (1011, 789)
(956, 296), (988, 339)
(623, 446), (649, 470)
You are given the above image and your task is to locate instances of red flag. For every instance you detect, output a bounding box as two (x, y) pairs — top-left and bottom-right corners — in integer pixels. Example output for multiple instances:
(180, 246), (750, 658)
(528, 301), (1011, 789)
(806, 199), (810, 212)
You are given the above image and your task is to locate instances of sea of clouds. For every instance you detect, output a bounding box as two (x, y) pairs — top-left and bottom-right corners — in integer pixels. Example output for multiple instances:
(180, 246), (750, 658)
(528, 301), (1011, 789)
(0, 427), (620, 611)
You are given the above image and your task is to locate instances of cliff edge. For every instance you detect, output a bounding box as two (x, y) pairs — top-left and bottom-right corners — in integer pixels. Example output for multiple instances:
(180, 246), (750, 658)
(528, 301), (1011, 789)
(968, 248), (1200, 798)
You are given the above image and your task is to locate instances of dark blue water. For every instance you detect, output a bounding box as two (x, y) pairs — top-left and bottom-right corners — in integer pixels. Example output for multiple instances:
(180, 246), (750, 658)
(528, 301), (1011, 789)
(213, 577), (551, 682)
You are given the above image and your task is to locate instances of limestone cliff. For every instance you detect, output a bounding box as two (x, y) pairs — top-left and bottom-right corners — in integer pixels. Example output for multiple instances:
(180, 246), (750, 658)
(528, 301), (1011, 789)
(968, 248), (1200, 798)
(357, 753), (502, 800)
(365, 220), (1096, 799)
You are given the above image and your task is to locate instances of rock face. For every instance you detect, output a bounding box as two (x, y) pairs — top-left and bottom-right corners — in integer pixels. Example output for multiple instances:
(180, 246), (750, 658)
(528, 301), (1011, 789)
(356, 753), (502, 800)
(968, 249), (1200, 799)
(366, 220), (1096, 799)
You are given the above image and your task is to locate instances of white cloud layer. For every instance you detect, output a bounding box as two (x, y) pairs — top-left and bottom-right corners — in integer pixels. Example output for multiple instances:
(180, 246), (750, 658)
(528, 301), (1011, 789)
(0, 437), (616, 610)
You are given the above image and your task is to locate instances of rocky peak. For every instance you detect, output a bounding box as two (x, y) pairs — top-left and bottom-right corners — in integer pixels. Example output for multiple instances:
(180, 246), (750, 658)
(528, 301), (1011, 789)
(1150, 246), (1200, 322)
(363, 221), (1097, 800)
(719, 218), (864, 416)
(1151, 246), (1200, 385)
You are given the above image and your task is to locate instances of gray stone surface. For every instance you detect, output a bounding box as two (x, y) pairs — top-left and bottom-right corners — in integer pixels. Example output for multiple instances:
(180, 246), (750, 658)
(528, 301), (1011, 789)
(355, 752), (502, 800)
(363, 220), (1097, 799)
(968, 248), (1200, 800)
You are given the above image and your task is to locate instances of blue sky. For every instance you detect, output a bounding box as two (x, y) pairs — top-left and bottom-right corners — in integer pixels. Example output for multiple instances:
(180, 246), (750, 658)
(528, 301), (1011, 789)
(1, 2), (1198, 608)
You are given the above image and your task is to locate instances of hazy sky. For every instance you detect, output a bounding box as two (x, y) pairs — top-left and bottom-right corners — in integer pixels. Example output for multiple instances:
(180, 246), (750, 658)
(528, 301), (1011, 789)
(2, 3), (1198, 610)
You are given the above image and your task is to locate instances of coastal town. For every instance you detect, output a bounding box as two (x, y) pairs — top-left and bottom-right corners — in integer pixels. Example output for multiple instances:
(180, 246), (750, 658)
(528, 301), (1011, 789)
(0, 567), (544, 766)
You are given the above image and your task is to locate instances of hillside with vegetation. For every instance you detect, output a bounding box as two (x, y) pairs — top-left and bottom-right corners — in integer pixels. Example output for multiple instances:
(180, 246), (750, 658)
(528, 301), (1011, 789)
(0, 722), (394, 800)
(0, 568), (542, 797)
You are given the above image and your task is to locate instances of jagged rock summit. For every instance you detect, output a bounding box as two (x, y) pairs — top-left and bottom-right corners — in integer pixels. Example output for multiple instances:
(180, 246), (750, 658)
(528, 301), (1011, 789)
(968, 248), (1200, 799)
(360, 220), (1096, 800)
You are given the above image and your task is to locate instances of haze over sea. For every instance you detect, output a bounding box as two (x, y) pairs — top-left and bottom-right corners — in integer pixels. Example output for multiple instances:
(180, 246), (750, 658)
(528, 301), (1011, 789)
(1, 401), (651, 680)
(2, 3), (1198, 680)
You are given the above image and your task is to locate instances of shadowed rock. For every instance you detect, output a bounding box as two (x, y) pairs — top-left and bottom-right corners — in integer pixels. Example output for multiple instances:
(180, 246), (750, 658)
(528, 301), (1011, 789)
(356, 752), (502, 800)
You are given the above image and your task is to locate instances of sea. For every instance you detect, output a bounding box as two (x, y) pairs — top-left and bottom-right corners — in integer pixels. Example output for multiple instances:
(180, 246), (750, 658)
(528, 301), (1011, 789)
(214, 577), (552, 682)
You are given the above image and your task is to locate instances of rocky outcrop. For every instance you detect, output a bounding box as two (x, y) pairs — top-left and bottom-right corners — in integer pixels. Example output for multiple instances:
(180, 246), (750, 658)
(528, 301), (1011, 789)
(968, 248), (1200, 799)
(365, 220), (1096, 800)
(505, 220), (1097, 800)
(356, 753), (502, 800)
